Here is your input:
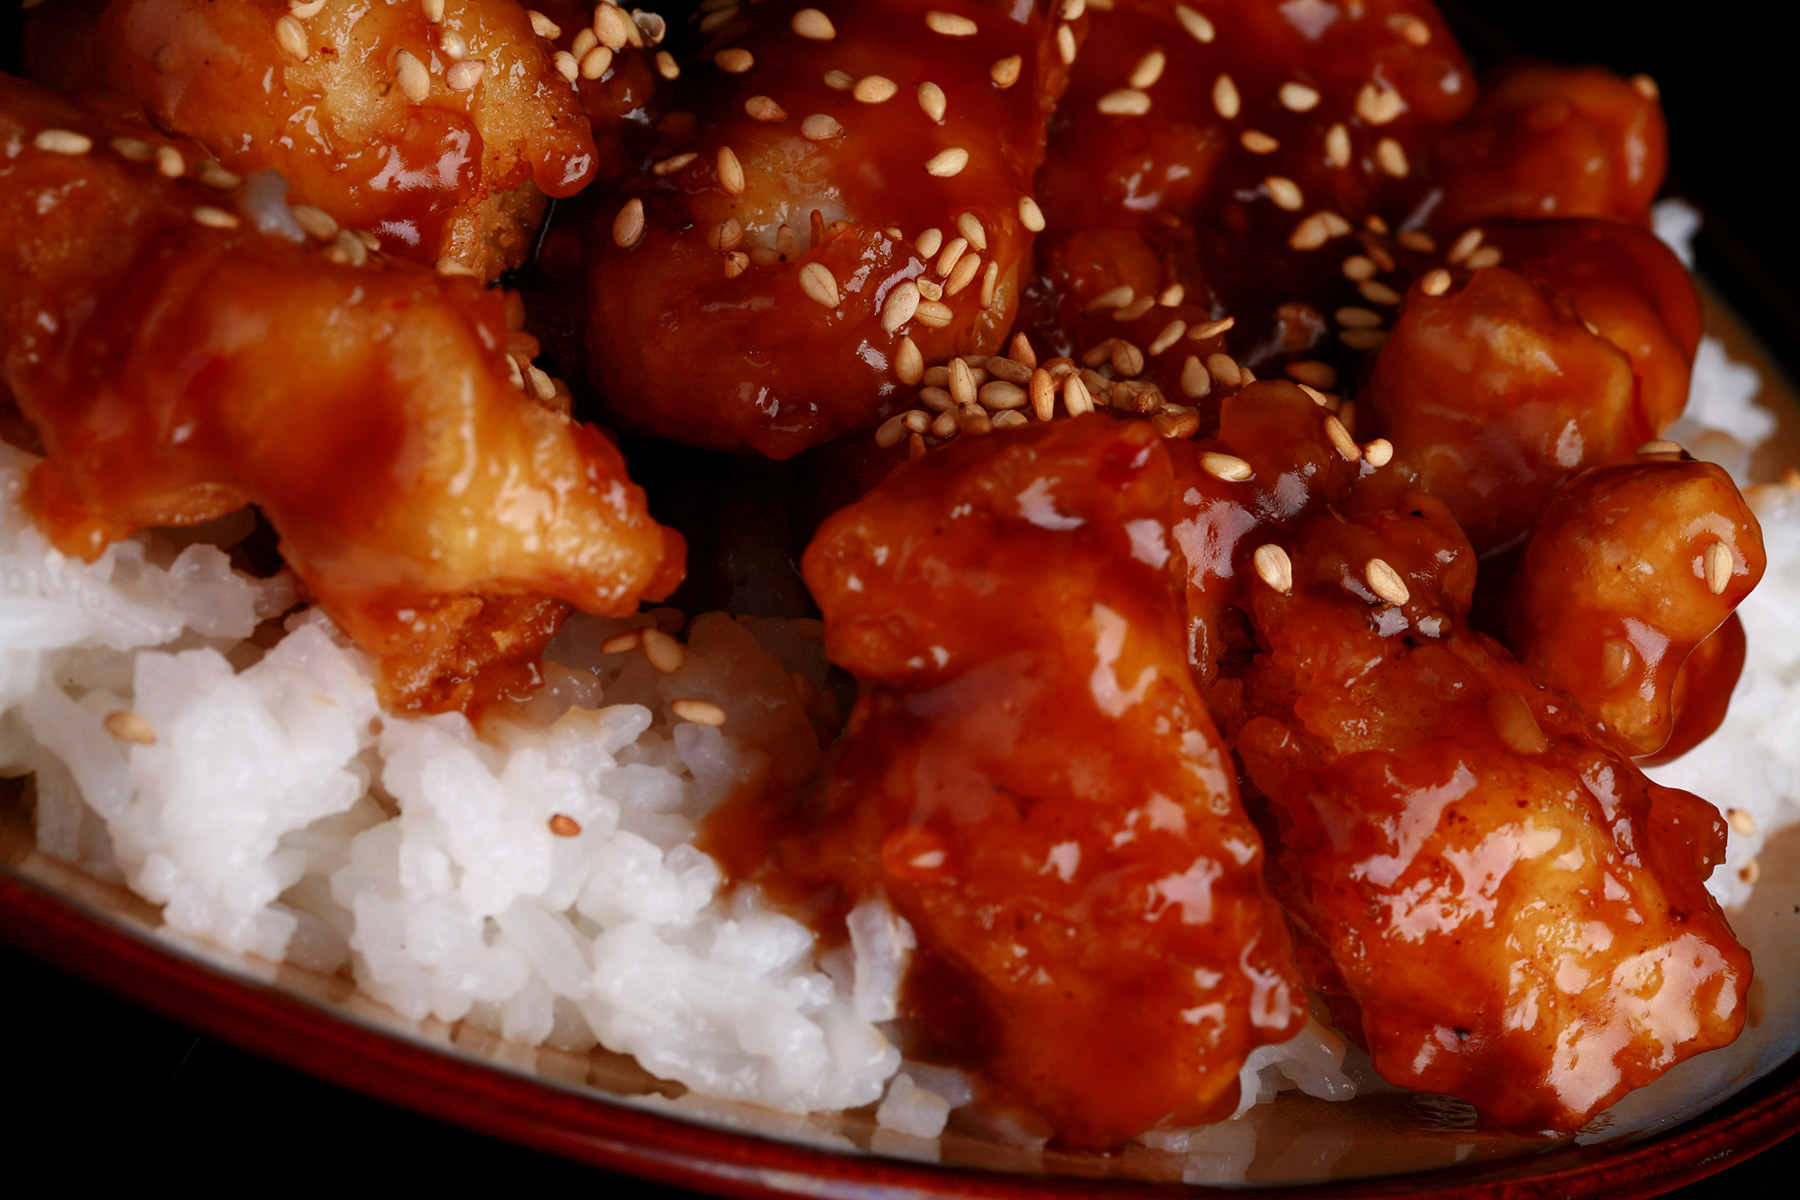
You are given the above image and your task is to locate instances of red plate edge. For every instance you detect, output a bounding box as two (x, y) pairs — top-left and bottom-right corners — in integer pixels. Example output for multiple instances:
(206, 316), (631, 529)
(3, 861), (1795, 1200)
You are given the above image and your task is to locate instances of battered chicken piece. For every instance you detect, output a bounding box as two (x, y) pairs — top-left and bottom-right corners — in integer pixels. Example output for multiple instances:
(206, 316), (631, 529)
(721, 416), (1304, 1149)
(89, 0), (600, 278)
(1196, 385), (1749, 1132)
(588, 0), (1068, 458)
(1, 74), (682, 711)
(1432, 65), (1668, 231)
(1506, 455), (1765, 757)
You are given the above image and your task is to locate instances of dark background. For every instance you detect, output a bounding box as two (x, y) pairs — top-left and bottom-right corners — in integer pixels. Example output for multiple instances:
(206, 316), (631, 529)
(2, 0), (1795, 1192)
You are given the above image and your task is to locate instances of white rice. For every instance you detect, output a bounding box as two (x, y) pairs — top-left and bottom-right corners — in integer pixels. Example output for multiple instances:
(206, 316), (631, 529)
(1, 204), (1791, 1148)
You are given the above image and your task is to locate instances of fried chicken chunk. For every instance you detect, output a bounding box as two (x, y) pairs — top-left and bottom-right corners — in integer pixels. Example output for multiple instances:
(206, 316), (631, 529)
(89, 0), (599, 278)
(726, 416), (1304, 1148)
(1, 74), (681, 711)
(1198, 384), (1749, 1132)
(587, 0), (1068, 458)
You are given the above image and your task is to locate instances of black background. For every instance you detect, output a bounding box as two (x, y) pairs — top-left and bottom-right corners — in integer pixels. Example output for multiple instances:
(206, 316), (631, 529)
(2, 1), (1796, 1192)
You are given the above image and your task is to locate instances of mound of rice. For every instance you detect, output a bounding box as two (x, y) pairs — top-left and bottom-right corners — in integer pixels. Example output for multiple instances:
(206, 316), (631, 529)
(2, 207), (1793, 1147)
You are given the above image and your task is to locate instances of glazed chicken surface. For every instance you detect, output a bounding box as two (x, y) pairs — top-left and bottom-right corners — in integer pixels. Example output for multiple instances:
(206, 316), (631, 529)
(0, 0), (1777, 1155)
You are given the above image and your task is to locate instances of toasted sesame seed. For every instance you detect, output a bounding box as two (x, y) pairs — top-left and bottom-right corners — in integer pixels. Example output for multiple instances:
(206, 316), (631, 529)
(914, 228), (944, 258)
(819, 69), (853, 91)
(655, 50), (680, 79)
(1637, 439), (1685, 458)
(1063, 373), (1095, 416)
(882, 283), (922, 332)
(422, 0), (444, 21)
(1324, 122), (1352, 168)
(875, 413), (908, 448)
(1356, 82), (1404, 125)
(935, 236), (970, 277)
(440, 29), (467, 59)
(915, 298), (954, 328)
(708, 219), (745, 253)
(931, 409), (958, 438)
(548, 813), (582, 837)
(1086, 285), (1134, 313)
(1335, 305), (1383, 329)
(1265, 175), (1303, 210)
(672, 698), (728, 725)
(917, 81), (948, 122)
(791, 6), (835, 38)
(854, 74), (899, 103)
(652, 151), (697, 176)
(1397, 230), (1436, 254)
(1201, 452), (1252, 481)
(276, 14), (309, 60)
(801, 113), (845, 140)
(1178, 355), (1210, 400)
(1488, 691), (1548, 755)
(744, 94), (788, 121)
(918, 385), (954, 411)
(1111, 340), (1146, 377)
(894, 335), (924, 384)
(527, 9), (561, 37)
(1339, 328), (1387, 351)
(290, 204), (337, 241)
(192, 205), (240, 230)
(1057, 23), (1076, 63)
(393, 47), (431, 101)
(1158, 284), (1186, 307)
(925, 10), (977, 36)
(1727, 807), (1757, 836)
(916, 277), (943, 300)
(1129, 50), (1167, 90)
(1631, 73), (1659, 101)
(1278, 81), (1321, 112)
(1323, 414), (1361, 461)
(1205, 352), (1242, 389)
(776, 223), (800, 259)
(104, 709), (156, 744)
(572, 27), (598, 59)
(33, 128), (92, 155)
(1376, 137), (1408, 177)
(1241, 129), (1279, 154)
(1212, 74), (1241, 119)
(1175, 4), (1216, 42)
(1061, 0), (1086, 17)
(1465, 245), (1503, 270)
(798, 262), (840, 309)
(1340, 256), (1377, 283)
(581, 45), (614, 79)
(110, 136), (153, 161)
(289, 0), (325, 15)
(1148, 320), (1187, 356)
(1447, 227), (1485, 264)
(948, 357), (978, 407)
(1362, 438), (1394, 467)
(1289, 213), (1331, 250)
(926, 147), (970, 177)
(1113, 295), (1156, 323)
(991, 54), (1023, 88)
(1704, 540), (1733, 594)
(715, 47), (754, 73)
(641, 627), (685, 673)
(1190, 316), (1235, 340)
(1286, 360), (1337, 389)
(1365, 558), (1409, 606)
(951, 212), (986, 253)
(594, 4), (633, 49)
(1359, 279), (1403, 306)
(946, 253), (982, 296)
(435, 256), (481, 277)
(1253, 544), (1293, 593)
(1029, 369), (1055, 420)
(1387, 12), (1431, 45)
(1419, 268), (1452, 297)
(902, 409), (932, 433)
(446, 59), (486, 91)
(717, 145), (745, 194)
(1098, 88), (1152, 116)
(979, 380), (1027, 410)
(551, 50), (579, 81)
(994, 410), (1030, 430)
(613, 198), (646, 248)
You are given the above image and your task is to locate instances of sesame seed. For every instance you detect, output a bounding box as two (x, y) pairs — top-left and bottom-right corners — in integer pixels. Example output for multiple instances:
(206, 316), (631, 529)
(801, 113), (845, 140)
(1114, 295), (1158, 321)
(1189, 316), (1235, 340)
(572, 28), (598, 58)
(1397, 230), (1436, 253)
(915, 227), (945, 257)
(1111, 340), (1146, 377)
(896, 335), (924, 384)
(672, 698), (728, 726)
(1007, 334), (1037, 370)
(1365, 558), (1409, 606)
(979, 380), (1027, 410)
(917, 81), (948, 122)
(435, 256), (481, 277)
(1387, 13), (1431, 45)
(715, 47), (754, 73)
(919, 385), (954, 411)
(1288, 213), (1333, 251)
(1342, 255), (1378, 281)
(1029, 369), (1055, 420)
(945, 253), (982, 296)
(594, 4), (633, 49)
(791, 7), (836, 38)
(1363, 438), (1394, 467)
(1064, 373), (1095, 416)
(276, 14), (309, 60)
(393, 48), (431, 101)
(1057, 23), (1076, 63)
(1324, 122), (1352, 168)
(1098, 88), (1152, 116)
(1637, 439), (1685, 457)
(1148, 319), (1187, 356)
(1175, 5), (1216, 42)
(1273, 83), (1319, 114)
(1323, 414), (1361, 461)
(776, 224), (800, 259)
(1285, 360), (1337, 389)
(655, 50), (680, 79)
(1339, 328), (1387, 351)
(1086, 285), (1134, 313)
(1631, 73), (1660, 101)
(1741, 858), (1761, 886)
(1130, 50), (1167, 90)
(799, 262), (840, 308)
(110, 136), (153, 161)
(1359, 279), (1403, 306)
(991, 55), (1023, 88)
(446, 60), (486, 91)
(1355, 82), (1404, 125)
(104, 710), (157, 744)
(422, 0), (444, 21)
(1241, 129), (1279, 154)
(1447, 226), (1485, 264)
(652, 151), (697, 176)
(33, 128), (92, 155)
(440, 30), (467, 60)
(955, 212), (988, 252)
(289, 0), (325, 15)
(745, 94), (787, 121)
(1488, 691), (1548, 756)
(959, 404), (992, 437)
(641, 627), (686, 673)
(1704, 541), (1733, 594)
(1201, 452), (1252, 481)
(581, 45), (614, 79)
(1265, 175), (1304, 210)
(902, 409), (932, 433)
(854, 75), (899, 103)
(1179, 355), (1210, 399)
(822, 69), (855, 90)
(935, 236), (969, 277)
(1212, 74), (1241, 119)
(1061, 0), (1086, 17)
(931, 409), (958, 438)
(875, 413), (908, 448)
(925, 10), (978, 36)
(916, 277), (943, 300)
(915, 298), (954, 328)
(528, 9), (561, 38)
(1465, 246), (1503, 270)
(882, 281), (922, 332)
(717, 145), (745, 194)
(1158, 283), (1186, 306)
(948, 357), (978, 407)
(1376, 137), (1409, 177)
(1420, 268), (1452, 297)
(1205, 352), (1241, 389)
(1336, 305), (1383, 328)
(698, 3), (738, 34)
(552, 50), (579, 81)
(1727, 807), (1757, 836)
(1321, 212), (1353, 236)
(549, 813), (582, 837)
(290, 204), (337, 240)
(994, 410), (1029, 430)
(192, 205), (240, 230)
(926, 147), (970, 177)
(1253, 545), (1293, 594)
(612, 198), (646, 248)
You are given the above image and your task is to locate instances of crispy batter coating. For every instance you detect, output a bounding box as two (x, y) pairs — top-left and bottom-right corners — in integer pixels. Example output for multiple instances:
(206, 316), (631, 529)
(1, 73), (681, 711)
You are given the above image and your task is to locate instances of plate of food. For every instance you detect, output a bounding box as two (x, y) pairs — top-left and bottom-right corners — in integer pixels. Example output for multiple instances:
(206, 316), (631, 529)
(2, 0), (1796, 1194)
